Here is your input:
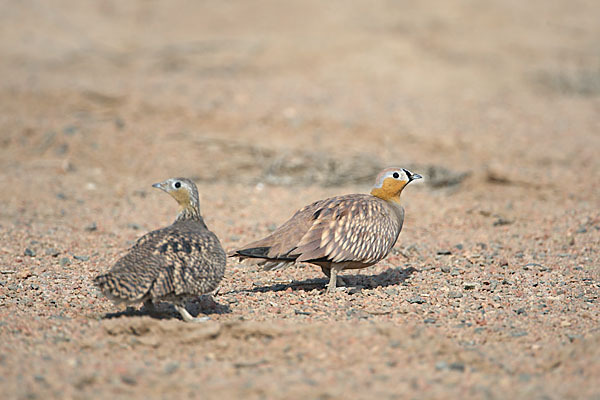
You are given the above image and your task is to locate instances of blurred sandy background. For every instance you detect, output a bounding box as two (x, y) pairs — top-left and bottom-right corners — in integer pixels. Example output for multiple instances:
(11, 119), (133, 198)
(0, 1), (599, 399)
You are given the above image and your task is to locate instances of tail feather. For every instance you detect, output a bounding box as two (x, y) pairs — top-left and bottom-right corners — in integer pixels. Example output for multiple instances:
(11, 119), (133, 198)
(261, 260), (293, 271)
(94, 273), (150, 302)
(233, 247), (271, 259)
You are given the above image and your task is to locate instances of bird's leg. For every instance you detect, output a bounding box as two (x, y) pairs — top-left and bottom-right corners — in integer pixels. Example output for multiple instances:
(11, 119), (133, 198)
(174, 303), (210, 323)
(321, 266), (346, 288)
(325, 264), (346, 294)
(326, 269), (338, 293)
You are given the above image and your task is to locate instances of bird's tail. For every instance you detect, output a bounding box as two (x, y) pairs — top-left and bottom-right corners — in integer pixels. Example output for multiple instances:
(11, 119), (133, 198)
(228, 247), (295, 271)
(94, 273), (144, 303)
(229, 247), (271, 259)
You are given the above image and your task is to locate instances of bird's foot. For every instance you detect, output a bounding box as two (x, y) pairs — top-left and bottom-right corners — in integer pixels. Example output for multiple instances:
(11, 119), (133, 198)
(326, 277), (348, 294)
(174, 304), (210, 323)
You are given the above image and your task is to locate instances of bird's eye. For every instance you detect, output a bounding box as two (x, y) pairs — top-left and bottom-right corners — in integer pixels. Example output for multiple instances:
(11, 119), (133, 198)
(174, 181), (181, 189)
(392, 172), (400, 179)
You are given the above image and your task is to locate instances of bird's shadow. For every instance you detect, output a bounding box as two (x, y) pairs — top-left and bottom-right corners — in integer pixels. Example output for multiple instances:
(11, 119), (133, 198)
(101, 295), (231, 321)
(247, 266), (418, 293)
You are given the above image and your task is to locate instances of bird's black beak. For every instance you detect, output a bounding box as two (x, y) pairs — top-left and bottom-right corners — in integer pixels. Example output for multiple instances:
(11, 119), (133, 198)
(403, 169), (423, 182)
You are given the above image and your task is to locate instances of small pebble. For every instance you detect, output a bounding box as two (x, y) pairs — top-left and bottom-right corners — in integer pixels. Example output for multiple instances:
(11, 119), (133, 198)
(522, 263), (537, 270)
(566, 334), (583, 342)
(441, 266), (451, 273)
(437, 250), (452, 255)
(435, 361), (448, 370)
(493, 218), (513, 226)
(407, 296), (426, 304)
(133, 189), (147, 198)
(63, 125), (79, 135)
(121, 375), (137, 385)
(45, 248), (60, 257)
(85, 222), (97, 232)
(448, 362), (465, 372)
(348, 286), (364, 295)
(463, 282), (477, 290)
(114, 117), (125, 130)
(55, 143), (69, 155)
(24, 248), (36, 257)
(448, 291), (463, 299)
(423, 318), (436, 324)
(60, 258), (71, 267)
(519, 374), (531, 382)
(73, 255), (90, 261)
(164, 362), (179, 374)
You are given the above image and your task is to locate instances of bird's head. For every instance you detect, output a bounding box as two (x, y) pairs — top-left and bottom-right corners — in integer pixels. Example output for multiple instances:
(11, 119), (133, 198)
(370, 167), (422, 202)
(152, 177), (201, 220)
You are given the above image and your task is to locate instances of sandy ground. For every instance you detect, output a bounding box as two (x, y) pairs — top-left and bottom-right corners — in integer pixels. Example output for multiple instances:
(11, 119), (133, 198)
(1, 0), (599, 398)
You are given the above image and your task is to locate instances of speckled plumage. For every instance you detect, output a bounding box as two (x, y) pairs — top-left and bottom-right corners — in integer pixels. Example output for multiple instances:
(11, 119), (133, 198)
(232, 167), (422, 293)
(94, 178), (226, 322)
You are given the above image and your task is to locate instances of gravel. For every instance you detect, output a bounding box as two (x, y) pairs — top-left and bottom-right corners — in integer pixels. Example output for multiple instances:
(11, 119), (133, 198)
(0, 2), (598, 399)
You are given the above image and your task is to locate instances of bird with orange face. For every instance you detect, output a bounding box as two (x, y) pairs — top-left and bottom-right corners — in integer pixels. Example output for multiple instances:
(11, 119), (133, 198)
(231, 167), (422, 293)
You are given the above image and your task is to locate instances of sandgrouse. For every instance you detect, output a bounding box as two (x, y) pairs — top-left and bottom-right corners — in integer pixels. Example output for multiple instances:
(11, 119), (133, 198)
(232, 167), (422, 293)
(94, 178), (226, 322)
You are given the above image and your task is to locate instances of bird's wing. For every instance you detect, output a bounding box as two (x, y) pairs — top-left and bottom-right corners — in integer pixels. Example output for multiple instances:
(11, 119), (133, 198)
(149, 225), (226, 296)
(233, 198), (330, 260)
(94, 227), (170, 301)
(291, 196), (403, 264)
(95, 223), (225, 301)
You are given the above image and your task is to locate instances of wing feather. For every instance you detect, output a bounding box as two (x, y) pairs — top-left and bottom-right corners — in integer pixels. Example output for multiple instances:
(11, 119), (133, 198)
(233, 194), (404, 266)
(293, 195), (403, 264)
(95, 220), (226, 301)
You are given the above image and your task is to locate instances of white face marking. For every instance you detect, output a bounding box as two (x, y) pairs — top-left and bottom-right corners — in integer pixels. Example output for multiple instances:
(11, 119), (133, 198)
(372, 169), (409, 188)
(155, 178), (200, 212)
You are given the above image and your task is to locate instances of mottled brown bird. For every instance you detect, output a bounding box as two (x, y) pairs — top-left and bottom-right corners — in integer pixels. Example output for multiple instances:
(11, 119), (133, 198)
(232, 167), (422, 293)
(94, 178), (226, 322)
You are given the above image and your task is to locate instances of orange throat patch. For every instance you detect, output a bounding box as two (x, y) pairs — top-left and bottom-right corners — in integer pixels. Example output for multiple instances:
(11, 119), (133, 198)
(370, 177), (407, 203)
